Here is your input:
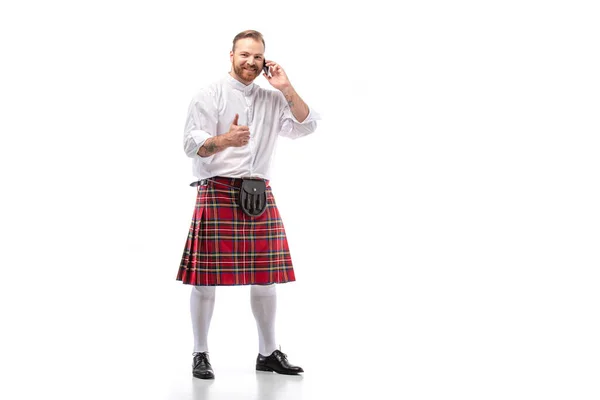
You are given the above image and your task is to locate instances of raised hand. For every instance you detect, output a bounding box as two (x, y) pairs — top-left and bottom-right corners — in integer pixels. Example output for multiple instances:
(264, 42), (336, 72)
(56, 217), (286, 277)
(263, 61), (291, 91)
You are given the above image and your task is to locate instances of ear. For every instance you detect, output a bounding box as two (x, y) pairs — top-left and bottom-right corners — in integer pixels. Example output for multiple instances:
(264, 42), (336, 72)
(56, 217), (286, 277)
(230, 50), (234, 63)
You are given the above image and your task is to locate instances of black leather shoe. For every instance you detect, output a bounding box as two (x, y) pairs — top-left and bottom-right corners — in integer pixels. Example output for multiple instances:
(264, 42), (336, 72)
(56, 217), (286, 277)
(192, 352), (214, 379)
(256, 349), (304, 375)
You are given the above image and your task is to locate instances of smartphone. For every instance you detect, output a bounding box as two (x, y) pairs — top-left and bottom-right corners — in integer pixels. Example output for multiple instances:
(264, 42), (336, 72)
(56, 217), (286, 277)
(262, 62), (271, 77)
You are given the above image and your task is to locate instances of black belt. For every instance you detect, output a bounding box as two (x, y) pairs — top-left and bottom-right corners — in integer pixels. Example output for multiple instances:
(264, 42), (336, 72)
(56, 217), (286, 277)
(189, 177), (268, 217)
(190, 177), (266, 189)
(189, 179), (209, 187)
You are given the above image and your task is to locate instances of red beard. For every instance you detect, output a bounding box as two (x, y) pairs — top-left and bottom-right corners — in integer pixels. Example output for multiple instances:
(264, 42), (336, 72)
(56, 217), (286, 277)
(233, 63), (261, 82)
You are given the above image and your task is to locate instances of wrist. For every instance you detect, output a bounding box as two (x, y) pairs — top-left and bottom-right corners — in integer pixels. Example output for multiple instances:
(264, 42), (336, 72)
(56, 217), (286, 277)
(219, 133), (231, 148)
(280, 85), (295, 96)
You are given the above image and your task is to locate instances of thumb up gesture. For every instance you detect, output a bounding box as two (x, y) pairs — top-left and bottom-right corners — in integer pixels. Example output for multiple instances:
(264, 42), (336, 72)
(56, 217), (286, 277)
(225, 114), (250, 147)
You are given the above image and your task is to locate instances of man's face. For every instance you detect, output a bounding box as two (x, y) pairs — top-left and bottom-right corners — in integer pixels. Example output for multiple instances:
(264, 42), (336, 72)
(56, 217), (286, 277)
(230, 38), (265, 85)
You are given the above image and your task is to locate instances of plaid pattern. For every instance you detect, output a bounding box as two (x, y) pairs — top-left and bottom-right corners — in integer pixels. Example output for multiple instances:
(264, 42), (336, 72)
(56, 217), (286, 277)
(176, 177), (295, 286)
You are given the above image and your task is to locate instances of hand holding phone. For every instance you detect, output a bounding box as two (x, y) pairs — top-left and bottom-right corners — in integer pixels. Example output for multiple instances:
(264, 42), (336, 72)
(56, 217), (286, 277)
(262, 61), (271, 78)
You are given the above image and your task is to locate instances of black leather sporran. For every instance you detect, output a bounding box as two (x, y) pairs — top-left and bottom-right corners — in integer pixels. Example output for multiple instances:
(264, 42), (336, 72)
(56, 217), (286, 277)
(239, 179), (267, 217)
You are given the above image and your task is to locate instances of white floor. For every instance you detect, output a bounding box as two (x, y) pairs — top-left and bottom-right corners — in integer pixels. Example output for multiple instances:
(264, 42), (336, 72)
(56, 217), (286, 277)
(2, 243), (599, 400)
(163, 357), (345, 400)
(2, 265), (599, 400)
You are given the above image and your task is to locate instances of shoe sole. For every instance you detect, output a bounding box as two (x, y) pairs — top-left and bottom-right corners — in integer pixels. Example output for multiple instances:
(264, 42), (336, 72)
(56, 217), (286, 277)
(256, 365), (302, 375)
(193, 373), (215, 379)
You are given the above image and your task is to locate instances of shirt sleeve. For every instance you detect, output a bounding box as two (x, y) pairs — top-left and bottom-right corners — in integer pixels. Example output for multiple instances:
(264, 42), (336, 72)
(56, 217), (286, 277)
(183, 90), (218, 163)
(277, 93), (321, 139)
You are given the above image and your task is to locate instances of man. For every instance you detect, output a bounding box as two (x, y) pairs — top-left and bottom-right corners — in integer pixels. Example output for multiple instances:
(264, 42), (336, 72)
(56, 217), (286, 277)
(176, 30), (319, 380)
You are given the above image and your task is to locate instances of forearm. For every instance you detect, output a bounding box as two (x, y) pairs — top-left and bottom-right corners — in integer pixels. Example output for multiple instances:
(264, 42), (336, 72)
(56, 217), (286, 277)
(281, 86), (309, 123)
(197, 135), (229, 157)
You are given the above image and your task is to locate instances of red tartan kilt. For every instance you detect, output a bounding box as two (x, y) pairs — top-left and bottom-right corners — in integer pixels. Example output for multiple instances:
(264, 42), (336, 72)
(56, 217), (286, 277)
(176, 177), (295, 285)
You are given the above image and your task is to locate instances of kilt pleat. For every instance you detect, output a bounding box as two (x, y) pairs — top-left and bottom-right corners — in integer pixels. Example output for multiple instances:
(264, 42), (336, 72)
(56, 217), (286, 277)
(176, 177), (295, 286)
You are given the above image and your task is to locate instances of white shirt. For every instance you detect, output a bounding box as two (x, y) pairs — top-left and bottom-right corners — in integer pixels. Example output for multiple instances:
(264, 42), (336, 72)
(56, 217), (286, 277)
(183, 74), (320, 180)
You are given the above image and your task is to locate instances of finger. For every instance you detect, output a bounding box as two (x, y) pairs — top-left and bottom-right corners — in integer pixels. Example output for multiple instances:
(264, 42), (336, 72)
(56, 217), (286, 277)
(232, 113), (239, 126)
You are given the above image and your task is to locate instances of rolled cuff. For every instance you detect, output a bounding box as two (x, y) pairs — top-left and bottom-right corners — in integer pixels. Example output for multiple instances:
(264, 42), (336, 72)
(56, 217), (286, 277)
(184, 129), (215, 163)
(289, 106), (321, 124)
(280, 107), (321, 139)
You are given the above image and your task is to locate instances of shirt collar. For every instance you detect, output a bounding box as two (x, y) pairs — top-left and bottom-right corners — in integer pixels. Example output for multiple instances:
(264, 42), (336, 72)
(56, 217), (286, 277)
(226, 73), (256, 95)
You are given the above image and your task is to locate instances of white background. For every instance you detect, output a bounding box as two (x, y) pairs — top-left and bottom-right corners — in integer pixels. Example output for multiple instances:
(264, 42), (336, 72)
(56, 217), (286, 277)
(1, 0), (599, 399)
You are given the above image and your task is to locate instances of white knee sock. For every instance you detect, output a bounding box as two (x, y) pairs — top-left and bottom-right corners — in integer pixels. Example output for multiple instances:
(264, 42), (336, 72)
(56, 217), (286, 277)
(190, 286), (216, 353)
(251, 284), (278, 356)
